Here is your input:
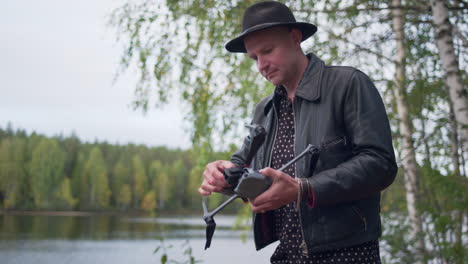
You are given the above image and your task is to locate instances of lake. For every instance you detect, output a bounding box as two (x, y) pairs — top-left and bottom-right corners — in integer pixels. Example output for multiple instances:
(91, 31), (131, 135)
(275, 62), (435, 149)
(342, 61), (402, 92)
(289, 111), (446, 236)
(0, 213), (277, 264)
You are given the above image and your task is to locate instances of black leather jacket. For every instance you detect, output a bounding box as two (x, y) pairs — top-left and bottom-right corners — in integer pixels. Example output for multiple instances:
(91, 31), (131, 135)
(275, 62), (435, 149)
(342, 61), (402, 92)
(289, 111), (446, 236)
(231, 53), (397, 255)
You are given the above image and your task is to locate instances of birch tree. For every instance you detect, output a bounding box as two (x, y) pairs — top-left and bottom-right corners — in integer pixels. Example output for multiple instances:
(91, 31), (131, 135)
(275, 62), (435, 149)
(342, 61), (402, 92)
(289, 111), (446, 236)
(391, 1), (425, 263)
(430, 0), (468, 156)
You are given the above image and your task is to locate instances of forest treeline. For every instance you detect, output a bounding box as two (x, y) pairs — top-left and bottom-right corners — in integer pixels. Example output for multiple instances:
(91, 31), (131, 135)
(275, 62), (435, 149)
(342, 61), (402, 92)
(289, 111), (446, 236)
(0, 123), (416, 215)
(0, 124), (240, 213)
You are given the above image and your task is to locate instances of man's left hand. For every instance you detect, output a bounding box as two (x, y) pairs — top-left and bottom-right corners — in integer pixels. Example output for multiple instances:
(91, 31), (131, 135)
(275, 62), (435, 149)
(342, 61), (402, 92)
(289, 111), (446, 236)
(249, 167), (298, 213)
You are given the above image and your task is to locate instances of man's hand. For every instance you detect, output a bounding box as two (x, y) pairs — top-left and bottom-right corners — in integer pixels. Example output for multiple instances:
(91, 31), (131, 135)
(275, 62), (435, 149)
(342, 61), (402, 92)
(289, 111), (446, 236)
(198, 160), (236, 196)
(249, 167), (298, 213)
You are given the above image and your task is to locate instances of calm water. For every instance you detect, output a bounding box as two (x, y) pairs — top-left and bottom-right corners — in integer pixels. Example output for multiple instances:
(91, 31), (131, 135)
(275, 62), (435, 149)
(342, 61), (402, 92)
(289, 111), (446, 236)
(0, 214), (277, 264)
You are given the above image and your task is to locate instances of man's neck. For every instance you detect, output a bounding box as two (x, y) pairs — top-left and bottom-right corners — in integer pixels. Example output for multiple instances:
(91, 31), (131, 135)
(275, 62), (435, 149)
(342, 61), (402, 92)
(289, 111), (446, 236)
(283, 54), (309, 101)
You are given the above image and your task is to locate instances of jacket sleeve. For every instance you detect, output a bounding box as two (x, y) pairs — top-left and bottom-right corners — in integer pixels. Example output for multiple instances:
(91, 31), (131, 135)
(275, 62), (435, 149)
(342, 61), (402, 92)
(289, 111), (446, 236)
(230, 131), (252, 167)
(230, 95), (272, 167)
(308, 70), (398, 207)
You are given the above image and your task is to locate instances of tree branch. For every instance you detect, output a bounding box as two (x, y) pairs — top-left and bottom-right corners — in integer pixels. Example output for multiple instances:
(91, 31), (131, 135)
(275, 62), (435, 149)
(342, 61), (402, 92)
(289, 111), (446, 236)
(452, 24), (468, 47)
(323, 29), (397, 64)
(294, 5), (430, 14)
(294, 3), (467, 14)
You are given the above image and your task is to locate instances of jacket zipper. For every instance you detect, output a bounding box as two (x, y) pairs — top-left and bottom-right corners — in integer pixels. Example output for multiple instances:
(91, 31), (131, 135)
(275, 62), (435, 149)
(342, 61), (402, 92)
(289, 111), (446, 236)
(267, 104), (279, 167)
(292, 99), (309, 257)
(253, 100), (279, 240)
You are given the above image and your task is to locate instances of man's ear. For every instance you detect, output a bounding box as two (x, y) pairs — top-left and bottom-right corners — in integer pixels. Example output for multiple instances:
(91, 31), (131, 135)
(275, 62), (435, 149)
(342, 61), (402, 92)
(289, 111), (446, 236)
(290, 28), (303, 49)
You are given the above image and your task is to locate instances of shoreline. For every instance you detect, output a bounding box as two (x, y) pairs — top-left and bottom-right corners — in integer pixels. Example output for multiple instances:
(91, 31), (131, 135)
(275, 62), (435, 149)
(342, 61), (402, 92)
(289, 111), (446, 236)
(0, 210), (147, 217)
(0, 210), (213, 217)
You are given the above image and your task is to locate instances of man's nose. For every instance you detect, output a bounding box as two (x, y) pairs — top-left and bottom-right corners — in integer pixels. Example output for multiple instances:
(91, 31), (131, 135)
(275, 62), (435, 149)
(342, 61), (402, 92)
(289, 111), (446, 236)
(257, 57), (269, 74)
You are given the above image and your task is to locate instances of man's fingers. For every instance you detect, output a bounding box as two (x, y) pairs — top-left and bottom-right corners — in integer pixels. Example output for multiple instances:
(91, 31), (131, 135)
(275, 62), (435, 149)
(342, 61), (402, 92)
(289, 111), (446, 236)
(198, 160), (236, 197)
(250, 201), (273, 213)
(248, 167), (297, 212)
(259, 167), (282, 179)
(218, 160), (236, 170)
(200, 180), (223, 193)
(250, 189), (272, 205)
(204, 170), (225, 187)
(205, 161), (231, 187)
(198, 187), (211, 196)
(203, 173), (223, 188)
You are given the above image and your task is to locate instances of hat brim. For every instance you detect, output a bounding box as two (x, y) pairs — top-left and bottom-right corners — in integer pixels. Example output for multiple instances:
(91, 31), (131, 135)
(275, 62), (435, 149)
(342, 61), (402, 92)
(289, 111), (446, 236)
(225, 22), (317, 53)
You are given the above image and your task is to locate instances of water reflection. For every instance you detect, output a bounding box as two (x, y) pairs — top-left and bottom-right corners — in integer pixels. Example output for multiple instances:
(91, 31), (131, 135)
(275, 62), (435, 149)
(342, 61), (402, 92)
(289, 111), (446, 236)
(0, 214), (250, 241)
(0, 214), (276, 264)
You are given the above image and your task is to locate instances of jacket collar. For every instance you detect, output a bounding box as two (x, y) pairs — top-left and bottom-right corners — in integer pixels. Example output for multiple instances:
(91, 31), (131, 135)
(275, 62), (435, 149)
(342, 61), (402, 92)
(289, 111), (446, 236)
(263, 53), (324, 116)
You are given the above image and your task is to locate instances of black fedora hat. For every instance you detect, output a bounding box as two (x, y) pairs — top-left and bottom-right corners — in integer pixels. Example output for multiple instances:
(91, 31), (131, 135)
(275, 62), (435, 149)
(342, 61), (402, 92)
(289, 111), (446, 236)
(225, 1), (317, 53)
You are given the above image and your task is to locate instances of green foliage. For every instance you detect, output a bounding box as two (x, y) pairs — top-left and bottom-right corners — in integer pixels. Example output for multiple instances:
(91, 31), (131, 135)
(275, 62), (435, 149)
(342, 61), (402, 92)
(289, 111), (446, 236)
(112, 157), (130, 206)
(0, 137), (27, 209)
(29, 138), (66, 209)
(381, 213), (415, 264)
(83, 147), (111, 209)
(132, 154), (147, 208)
(168, 159), (189, 209)
(153, 238), (200, 264)
(72, 151), (87, 210)
(0, 125), (201, 213)
(117, 184), (132, 209)
(380, 168), (407, 213)
(141, 190), (157, 214)
(149, 160), (170, 210)
(55, 178), (78, 209)
(186, 162), (203, 209)
(109, 0), (275, 155)
(419, 163), (468, 263)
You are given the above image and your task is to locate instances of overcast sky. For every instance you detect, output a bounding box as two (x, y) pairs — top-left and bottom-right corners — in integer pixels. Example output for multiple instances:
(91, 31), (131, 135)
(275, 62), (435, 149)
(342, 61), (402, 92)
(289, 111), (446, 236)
(0, 0), (191, 149)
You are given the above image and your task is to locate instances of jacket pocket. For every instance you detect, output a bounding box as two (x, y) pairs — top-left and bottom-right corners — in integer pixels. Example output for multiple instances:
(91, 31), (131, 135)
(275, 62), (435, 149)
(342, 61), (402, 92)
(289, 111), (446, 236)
(318, 136), (352, 170)
(321, 135), (347, 149)
(310, 203), (366, 244)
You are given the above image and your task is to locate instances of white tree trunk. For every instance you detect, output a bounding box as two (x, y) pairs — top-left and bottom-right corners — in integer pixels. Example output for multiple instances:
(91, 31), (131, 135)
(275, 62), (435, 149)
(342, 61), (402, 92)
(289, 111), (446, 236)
(449, 102), (464, 264)
(391, 1), (425, 263)
(449, 102), (461, 177)
(431, 0), (468, 155)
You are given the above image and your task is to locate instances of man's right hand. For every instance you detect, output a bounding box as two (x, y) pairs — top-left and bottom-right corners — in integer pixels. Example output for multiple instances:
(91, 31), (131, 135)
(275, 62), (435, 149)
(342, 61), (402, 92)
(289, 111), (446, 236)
(198, 160), (236, 196)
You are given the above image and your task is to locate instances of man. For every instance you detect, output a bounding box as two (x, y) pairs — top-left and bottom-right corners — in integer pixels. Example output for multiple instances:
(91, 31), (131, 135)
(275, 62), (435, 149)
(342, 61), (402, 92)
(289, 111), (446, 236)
(198, 1), (397, 263)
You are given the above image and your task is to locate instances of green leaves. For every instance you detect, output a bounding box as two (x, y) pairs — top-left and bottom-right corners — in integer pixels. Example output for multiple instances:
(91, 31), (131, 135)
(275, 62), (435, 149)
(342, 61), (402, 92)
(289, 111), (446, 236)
(30, 138), (66, 209)
(161, 254), (168, 264)
(153, 238), (200, 264)
(83, 147), (111, 209)
(110, 0), (271, 155)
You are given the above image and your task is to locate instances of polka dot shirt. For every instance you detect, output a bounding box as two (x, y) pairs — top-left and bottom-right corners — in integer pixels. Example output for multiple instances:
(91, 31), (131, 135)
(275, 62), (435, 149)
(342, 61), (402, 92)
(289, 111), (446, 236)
(268, 87), (381, 264)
